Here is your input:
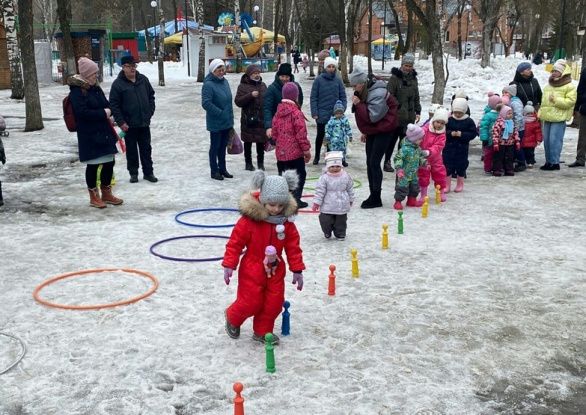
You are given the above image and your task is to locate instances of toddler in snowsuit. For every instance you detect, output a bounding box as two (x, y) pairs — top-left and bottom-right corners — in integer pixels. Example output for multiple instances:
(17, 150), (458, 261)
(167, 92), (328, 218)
(478, 92), (503, 174)
(325, 100), (353, 167)
(491, 105), (520, 176)
(502, 84), (527, 171)
(444, 98), (478, 192)
(223, 170), (306, 346)
(393, 124), (427, 210)
(418, 107), (448, 203)
(521, 101), (543, 167)
(311, 151), (355, 240)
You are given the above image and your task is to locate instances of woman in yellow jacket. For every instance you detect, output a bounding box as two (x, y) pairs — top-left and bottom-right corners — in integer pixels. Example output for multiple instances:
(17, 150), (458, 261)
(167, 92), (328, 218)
(538, 60), (577, 170)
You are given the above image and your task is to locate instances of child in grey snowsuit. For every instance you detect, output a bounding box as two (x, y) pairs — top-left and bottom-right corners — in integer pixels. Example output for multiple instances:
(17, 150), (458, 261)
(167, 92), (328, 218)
(325, 100), (353, 167)
(311, 151), (355, 240)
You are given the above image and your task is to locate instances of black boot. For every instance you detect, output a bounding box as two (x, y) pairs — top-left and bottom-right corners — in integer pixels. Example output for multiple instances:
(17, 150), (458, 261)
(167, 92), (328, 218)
(245, 162), (255, 171)
(361, 191), (382, 209)
(0, 181), (3, 207)
(257, 153), (265, 171)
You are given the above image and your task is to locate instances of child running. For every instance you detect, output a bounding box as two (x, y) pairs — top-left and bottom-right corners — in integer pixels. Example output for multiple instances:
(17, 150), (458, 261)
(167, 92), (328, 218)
(444, 98), (478, 192)
(325, 100), (353, 167)
(393, 123), (427, 210)
(418, 107), (449, 203)
(311, 151), (355, 240)
(223, 170), (305, 346)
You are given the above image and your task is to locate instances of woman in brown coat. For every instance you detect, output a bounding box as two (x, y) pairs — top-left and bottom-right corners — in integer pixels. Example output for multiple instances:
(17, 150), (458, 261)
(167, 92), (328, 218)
(235, 65), (268, 171)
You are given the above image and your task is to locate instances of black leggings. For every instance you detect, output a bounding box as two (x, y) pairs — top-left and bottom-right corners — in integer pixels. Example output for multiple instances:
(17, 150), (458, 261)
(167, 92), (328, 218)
(85, 161), (115, 188)
(314, 123), (326, 161)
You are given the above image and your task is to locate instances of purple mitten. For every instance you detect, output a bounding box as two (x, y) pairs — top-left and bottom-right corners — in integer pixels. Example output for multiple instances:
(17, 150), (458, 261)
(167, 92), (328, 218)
(224, 267), (233, 285)
(292, 272), (304, 291)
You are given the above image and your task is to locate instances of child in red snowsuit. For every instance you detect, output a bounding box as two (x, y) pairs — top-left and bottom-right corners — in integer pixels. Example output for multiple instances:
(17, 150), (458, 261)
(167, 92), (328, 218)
(521, 101), (543, 167)
(418, 107), (449, 203)
(223, 170), (305, 346)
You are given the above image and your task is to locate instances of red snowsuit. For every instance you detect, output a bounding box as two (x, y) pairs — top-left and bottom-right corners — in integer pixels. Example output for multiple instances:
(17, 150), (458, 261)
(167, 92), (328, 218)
(223, 192), (305, 336)
(417, 126), (447, 189)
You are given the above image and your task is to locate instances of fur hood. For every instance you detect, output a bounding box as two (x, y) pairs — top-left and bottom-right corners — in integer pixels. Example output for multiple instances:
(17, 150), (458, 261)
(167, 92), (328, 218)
(67, 74), (91, 89)
(391, 67), (418, 79)
(238, 192), (298, 221)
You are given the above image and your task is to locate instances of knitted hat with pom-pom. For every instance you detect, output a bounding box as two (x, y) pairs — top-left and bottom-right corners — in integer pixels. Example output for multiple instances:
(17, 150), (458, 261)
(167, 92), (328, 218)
(405, 123), (425, 143)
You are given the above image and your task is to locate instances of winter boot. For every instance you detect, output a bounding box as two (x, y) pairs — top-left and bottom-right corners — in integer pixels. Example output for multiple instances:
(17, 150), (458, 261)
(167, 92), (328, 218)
(257, 161), (265, 171)
(0, 182), (3, 207)
(257, 153), (265, 171)
(360, 191), (382, 209)
(418, 186), (428, 203)
(88, 188), (106, 209)
(252, 332), (280, 345)
(383, 160), (395, 172)
(406, 196), (423, 207)
(245, 162), (255, 171)
(444, 178), (451, 193)
(454, 176), (464, 193)
(100, 185), (123, 205)
(440, 189), (447, 202)
(393, 200), (403, 210)
(225, 311), (240, 339)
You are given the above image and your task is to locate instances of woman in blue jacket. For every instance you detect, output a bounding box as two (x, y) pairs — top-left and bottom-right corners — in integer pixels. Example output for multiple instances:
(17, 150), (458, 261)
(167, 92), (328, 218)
(310, 56), (347, 164)
(69, 57), (122, 209)
(202, 59), (234, 181)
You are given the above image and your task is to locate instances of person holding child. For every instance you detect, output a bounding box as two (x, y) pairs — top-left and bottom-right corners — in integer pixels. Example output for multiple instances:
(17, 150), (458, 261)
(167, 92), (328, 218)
(311, 151), (355, 240)
(325, 100), (353, 167)
(393, 124), (427, 210)
(223, 170), (305, 346)
(271, 82), (312, 208)
(418, 107), (449, 203)
(444, 98), (477, 193)
(491, 105), (520, 176)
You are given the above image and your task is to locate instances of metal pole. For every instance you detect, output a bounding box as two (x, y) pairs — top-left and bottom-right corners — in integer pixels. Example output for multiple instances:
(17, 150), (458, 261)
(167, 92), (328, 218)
(184, 0), (190, 76)
(382, 2), (386, 70)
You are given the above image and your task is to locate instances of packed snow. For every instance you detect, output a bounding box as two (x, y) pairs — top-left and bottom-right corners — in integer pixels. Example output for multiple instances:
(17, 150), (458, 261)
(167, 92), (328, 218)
(0, 55), (585, 415)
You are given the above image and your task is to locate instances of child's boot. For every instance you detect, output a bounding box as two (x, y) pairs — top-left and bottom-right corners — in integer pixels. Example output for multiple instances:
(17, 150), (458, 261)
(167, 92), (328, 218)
(444, 178), (451, 193)
(225, 311), (240, 339)
(440, 189), (447, 202)
(406, 196), (423, 207)
(100, 185), (123, 205)
(418, 186), (428, 203)
(454, 176), (465, 192)
(393, 200), (403, 210)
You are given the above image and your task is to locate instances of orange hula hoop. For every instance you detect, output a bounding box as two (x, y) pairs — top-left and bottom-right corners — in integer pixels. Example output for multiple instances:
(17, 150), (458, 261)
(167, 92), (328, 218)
(32, 268), (159, 310)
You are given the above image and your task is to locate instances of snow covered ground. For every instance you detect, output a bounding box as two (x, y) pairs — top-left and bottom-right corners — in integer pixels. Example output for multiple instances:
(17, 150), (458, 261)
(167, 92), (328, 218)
(0, 56), (585, 415)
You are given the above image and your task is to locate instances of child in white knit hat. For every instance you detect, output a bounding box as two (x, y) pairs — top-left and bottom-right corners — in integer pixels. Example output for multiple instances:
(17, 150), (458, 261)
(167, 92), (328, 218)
(312, 151), (355, 240)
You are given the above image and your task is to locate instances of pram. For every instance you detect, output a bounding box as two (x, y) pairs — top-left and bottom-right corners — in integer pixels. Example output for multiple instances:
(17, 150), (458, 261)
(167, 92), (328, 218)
(0, 115), (9, 137)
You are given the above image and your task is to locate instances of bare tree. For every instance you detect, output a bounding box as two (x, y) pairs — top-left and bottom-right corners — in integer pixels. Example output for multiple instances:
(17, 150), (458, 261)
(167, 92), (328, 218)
(17, 0), (44, 131)
(56, 0), (76, 80)
(346, 0), (362, 74)
(476, 0), (503, 67)
(157, 0), (165, 86)
(34, 0), (58, 42)
(367, 0), (372, 75)
(406, 0), (445, 103)
(193, 0), (205, 82)
(2, 0), (24, 99)
(495, 0), (520, 57)
(386, 0), (404, 60)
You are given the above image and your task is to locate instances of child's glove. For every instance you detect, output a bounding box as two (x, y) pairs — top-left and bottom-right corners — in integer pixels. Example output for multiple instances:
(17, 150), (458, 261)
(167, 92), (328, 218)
(493, 143), (499, 152)
(292, 272), (304, 291)
(515, 142), (521, 151)
(311, 203), (320, 212)
(421, 149), (430, 157)
(397, 169), (405, 179)
(224, 267), (233, 285)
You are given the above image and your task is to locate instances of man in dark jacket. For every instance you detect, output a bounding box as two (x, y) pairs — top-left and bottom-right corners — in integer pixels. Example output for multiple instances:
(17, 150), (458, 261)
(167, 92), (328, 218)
(263, 63), (304, 139)
(109, 55), (157, 183)
(569, 67), (586, 167)
(384, 53), (421, 172)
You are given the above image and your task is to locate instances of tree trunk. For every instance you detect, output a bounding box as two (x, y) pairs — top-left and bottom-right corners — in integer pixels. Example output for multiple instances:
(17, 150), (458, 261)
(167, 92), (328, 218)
(478, 0), (503, 68)
(194, 0), (205, 82)
(367, 0), (372, 75)
(172, 0), (179, 33)
(158, 1), (165, 86)
(405, 9), (413, 52)
(17, 0), (44, 131)
(480, 21), (493, 67)
(457, 12), (463, 60)
(56, 0), (76, 82)
(387, 0), (404, 60)
(2, 0), (24, 99)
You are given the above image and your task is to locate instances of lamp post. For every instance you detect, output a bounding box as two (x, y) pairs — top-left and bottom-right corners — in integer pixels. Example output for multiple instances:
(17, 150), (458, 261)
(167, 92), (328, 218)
(150, 1), (157, 57)
(253, 5), (260, 26)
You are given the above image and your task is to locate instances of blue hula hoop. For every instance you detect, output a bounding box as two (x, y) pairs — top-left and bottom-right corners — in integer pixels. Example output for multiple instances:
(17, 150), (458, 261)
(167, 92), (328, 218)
(150, 235), (229, 262)
(175, 208), (240, 228)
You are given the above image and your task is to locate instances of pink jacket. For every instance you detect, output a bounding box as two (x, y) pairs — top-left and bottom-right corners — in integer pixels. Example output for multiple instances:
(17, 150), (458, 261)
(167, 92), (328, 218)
(420, 126), (446, 170)
(272, 100), (311, 162)
(492, 117), (519, 146)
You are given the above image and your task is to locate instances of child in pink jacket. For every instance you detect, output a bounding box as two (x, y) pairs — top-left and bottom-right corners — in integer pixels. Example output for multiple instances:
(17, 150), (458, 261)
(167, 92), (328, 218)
(418, 107), (449, 203)
(272, 82), (312, 208)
